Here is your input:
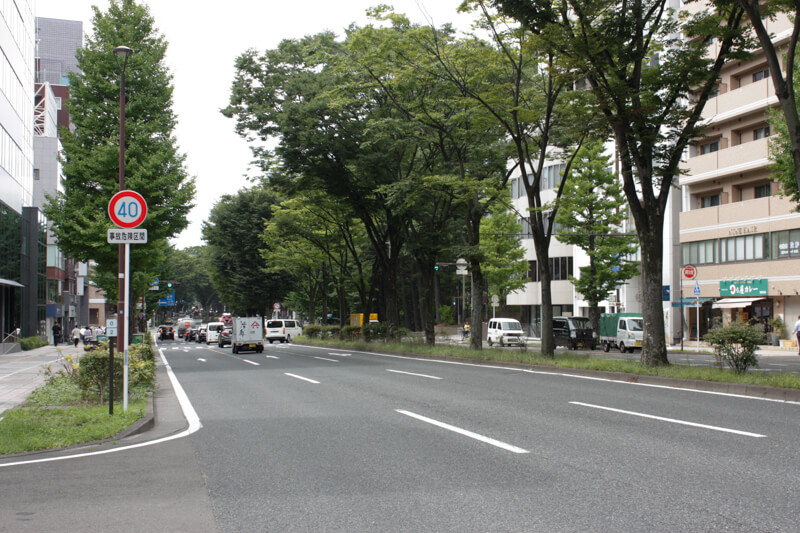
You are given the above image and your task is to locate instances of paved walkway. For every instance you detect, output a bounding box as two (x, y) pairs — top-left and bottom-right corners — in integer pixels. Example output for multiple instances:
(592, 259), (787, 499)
(0, 343), (86, 416)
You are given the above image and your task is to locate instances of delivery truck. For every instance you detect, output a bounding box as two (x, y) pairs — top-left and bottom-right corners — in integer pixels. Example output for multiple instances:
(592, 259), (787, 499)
(599, 313), (644, 353)
(231, 316), (264, 354)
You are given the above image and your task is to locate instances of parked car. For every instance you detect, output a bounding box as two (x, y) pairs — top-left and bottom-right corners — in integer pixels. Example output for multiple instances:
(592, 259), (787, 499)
(218, 326), (232, 348)
(553, 316), (596, 350)
(196, 326), (207, 343)
(486, 318), (525, 347)
(265, 319), (303, 343)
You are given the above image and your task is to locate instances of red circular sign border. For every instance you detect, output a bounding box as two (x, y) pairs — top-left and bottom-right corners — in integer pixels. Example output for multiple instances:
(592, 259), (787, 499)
(108, 190), (148, 229)
(683, 265), (697, 280)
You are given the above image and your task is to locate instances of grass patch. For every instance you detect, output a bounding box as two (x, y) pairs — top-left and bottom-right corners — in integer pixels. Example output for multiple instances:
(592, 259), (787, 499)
(300, 336), (800, 390)
(0, 373), (149, 455)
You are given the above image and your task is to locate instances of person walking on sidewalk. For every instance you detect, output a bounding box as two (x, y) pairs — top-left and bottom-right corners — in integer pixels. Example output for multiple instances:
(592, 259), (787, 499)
(71, 325), (81, 348)
(793, 315), (800, 355)
(52, 322), (61, 346)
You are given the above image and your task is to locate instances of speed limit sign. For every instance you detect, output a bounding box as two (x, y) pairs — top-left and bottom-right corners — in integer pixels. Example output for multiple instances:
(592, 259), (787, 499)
(109, 190), (147, 228)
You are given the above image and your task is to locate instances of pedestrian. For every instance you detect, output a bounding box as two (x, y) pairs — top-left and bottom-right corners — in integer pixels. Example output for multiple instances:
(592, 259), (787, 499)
(71, 325), (81, 348)
(52, 322), (61, 346)
(793, 315), (800, 356)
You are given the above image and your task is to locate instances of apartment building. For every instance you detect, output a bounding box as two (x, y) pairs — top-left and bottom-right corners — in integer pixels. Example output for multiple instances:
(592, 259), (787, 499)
(679, 9), (799, 340)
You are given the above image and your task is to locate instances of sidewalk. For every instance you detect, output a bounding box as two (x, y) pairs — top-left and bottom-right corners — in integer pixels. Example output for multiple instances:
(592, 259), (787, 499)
(0, 343), (83, 416)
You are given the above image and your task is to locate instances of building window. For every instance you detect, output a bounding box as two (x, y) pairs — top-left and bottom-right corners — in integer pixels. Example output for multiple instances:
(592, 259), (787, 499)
(719, 234), (769, 262)
(753, 125), (771, 140)
(55, 97), (62, 110)
(772, 229), (800, 259)
(682, 240), (716, 265)
(33, 168), (40, 180)
(754, 183), (771, 198)
(701, 194), (720, 208)
(700, 141), (719, 155)
(753, 68), (770, 82)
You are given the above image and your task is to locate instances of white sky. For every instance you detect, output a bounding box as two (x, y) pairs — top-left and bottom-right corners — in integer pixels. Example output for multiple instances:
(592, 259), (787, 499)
(33, 0), (475, 248)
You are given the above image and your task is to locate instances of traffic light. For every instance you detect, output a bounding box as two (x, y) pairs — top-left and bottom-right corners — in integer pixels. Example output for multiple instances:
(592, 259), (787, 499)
(167, 282), (173, 288)
(434, 264), (440, 271)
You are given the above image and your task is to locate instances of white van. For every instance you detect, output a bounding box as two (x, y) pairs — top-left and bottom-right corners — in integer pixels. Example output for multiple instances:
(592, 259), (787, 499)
(486, 318), (525, 347)
(265, 319), (302, 343)
(206, 321), (225, 345)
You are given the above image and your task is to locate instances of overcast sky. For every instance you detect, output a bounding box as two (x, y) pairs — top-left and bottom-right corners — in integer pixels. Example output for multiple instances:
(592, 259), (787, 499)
(33, 0), (474, 248)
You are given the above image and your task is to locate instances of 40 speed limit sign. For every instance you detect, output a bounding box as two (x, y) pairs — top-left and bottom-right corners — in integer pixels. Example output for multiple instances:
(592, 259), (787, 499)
(108, 190), (147, 228)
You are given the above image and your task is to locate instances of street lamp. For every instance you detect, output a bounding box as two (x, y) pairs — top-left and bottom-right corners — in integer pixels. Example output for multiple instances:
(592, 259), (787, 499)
(114, 45), (133, 354)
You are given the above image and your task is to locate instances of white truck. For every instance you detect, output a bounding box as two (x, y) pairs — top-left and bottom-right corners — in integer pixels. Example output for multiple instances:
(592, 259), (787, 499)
(599, 313), (644, 353)
(231, 316), (264, 354)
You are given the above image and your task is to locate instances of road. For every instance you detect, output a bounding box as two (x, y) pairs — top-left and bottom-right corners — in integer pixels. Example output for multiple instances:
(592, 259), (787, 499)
(2, 339), (799, 531)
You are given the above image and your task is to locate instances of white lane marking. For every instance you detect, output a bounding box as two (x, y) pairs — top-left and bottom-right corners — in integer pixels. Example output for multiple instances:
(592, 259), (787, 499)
(314, 356), (339, 362)
(570, 402), (766, 438)
(387, 369), (442, 380)
(265, 355), (279, 359)
(285, 373), (319, 384)
(328, 353), (351, 357)
(243, 359), (260, 366)
(197, 358), (206, 362)
(297, 345), (800, 406)
(396, 409), (528, 454)
(0, 348), (203, 468)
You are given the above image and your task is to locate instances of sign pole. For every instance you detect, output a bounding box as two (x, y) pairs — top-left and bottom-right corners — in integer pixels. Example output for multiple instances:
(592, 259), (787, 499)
(123, 242), (130, 411)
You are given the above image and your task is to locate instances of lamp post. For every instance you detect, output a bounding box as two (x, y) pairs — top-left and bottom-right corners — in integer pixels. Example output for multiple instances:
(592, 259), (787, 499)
(114, 45), (133, 356)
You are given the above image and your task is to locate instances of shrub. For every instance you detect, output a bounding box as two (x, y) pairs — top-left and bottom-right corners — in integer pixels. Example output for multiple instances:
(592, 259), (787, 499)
(78, 352), (123, 403)
(342, 325), (361, 341)
(303, 325), (322, 339)
(20, 336), (48, 350)
(322, 326), (341, 339)
(362, 322), (388, 342)
(704, 322), (764, 373)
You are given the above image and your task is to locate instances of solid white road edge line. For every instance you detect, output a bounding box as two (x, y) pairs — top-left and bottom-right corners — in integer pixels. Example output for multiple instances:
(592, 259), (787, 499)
(285, 373), (320, 384)
(297, 344), (800, 405)
(0, 349), (203, 468)
(396, 409), (529, 454)
(570, 401), (766, 438)
(387, 369), (442, 380)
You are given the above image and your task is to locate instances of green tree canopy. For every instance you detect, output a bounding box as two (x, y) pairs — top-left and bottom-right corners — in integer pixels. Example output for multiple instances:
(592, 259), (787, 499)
(43, 0), (195, 301)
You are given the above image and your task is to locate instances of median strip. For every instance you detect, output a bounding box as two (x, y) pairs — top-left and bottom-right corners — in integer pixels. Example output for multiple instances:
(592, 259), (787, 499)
(396, 409), (529, 454)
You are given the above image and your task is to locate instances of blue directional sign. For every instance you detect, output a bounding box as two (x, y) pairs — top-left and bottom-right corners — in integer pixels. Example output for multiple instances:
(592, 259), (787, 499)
(158, 292), (175, 306)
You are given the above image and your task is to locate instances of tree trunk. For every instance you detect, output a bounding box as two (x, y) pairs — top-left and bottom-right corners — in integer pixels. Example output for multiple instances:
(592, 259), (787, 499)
(533, 236), (556, 357)
(470, 261), (484, 350)
(637, 218), (669, 366)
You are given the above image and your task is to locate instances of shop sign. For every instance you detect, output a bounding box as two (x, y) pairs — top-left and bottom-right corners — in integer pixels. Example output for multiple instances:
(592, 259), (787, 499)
(719, 279), (768, 296)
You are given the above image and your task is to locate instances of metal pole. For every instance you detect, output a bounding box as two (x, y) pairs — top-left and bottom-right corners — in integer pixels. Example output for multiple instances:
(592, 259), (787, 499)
(696, 299), (700, 353)
(108, 340), (114, 415)
(114, 47), (132, 353)
(124, 242), (130, 411)
(680, 284), (684, 352)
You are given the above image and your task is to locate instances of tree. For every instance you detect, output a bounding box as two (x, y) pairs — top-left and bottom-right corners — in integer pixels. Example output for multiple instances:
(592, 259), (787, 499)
(554, 142), (640, 333)
(480, 194), (528, 307)
(202, 186), (292, 316)
(493, 0), (749, 365)
(43, 0), (195, 300)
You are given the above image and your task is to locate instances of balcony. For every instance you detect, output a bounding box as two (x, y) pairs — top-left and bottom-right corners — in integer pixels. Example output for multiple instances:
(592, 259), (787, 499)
(702, 79), (774, 122)
(680, 137), (769, 185)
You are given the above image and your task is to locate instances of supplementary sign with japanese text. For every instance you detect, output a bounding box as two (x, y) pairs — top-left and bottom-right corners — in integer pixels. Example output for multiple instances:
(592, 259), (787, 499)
(107, 229), (148, 243)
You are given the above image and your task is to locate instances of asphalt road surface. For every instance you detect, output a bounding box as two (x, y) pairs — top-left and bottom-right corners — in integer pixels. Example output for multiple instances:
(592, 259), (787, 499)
(2, 339), (799, 532)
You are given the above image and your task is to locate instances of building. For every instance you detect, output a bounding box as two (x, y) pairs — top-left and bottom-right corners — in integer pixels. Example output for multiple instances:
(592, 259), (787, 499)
(0, 1), (45, 342)
(679, 7), (799, 342)
(33, 17), (90, 341)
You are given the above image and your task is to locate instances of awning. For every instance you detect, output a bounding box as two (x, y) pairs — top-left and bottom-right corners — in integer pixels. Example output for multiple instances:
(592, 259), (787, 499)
(0, 278), (23, 288)
(712, 297), (766, 309)
(671, 297), (714, 308)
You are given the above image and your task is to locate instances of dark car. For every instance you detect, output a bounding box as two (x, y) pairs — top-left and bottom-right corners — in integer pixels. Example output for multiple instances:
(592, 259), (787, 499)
(158, 325), (175, 341)
(553, 316), (596, 350)
(196, 326), (207, 343)
(218, 326), (232, 348)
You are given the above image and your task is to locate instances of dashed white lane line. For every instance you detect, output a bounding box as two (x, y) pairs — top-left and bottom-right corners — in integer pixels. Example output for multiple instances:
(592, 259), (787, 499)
(265, 355), (279, 359)
(396, 409), (529, 454)
(570, 402), (766, 438)
(314, 356), (339, 362)
(387, 369), (442, 380)
(243, 359), (260, 366)
(197, 358), (206, 362)
(285, 373), (319, 384)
